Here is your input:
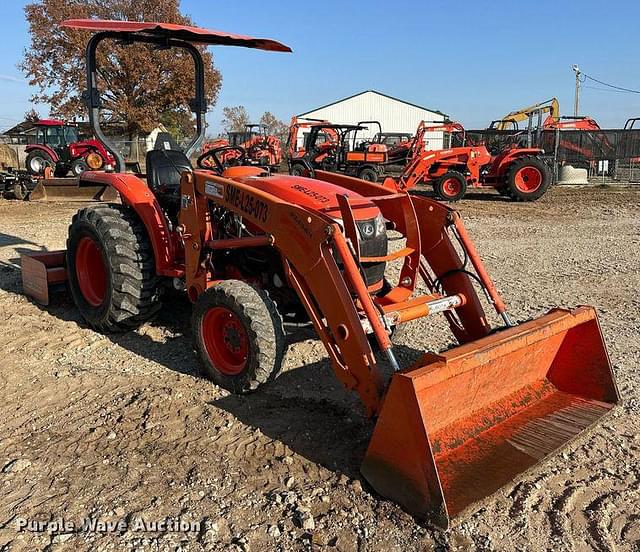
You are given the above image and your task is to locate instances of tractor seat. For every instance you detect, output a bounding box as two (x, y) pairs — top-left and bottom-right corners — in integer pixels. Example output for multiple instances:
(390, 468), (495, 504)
(145, 133), (192, 219)
(146, 149), (192, 195)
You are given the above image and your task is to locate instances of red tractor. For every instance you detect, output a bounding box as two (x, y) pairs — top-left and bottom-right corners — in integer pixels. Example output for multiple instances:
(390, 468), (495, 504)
(385, 120), (552, 201)
(25, 119), (116, 177)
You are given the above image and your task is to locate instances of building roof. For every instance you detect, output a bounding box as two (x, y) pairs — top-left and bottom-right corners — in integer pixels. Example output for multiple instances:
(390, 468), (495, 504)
(298, 90), (448, 118)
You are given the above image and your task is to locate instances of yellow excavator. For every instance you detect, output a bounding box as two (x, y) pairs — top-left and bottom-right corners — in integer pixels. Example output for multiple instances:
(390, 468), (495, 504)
(490, 98), (560, 130)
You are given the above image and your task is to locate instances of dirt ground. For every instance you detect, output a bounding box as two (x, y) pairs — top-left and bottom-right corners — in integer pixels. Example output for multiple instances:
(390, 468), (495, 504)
(0, 184), (639, 551)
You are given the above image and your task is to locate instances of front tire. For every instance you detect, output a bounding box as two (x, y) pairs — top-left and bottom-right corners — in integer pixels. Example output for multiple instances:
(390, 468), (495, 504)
(71, 158), (88, 176)
(504, 156), (551, 201)
(66, 205), (161, 332)
(193, 281), (286, 394)
(289, 163), (306, 177)
(434, 171), (467, 201)
(358, 167), (379, 182)
(12, 181), (28, 200)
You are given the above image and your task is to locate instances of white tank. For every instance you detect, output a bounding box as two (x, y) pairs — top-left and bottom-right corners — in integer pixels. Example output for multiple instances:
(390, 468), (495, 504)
(557, 165), (588, 185)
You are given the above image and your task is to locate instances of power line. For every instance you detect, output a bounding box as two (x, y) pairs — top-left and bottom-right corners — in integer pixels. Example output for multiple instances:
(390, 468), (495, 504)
(581, 71), (640, 94)
(583, 85), (638, 94)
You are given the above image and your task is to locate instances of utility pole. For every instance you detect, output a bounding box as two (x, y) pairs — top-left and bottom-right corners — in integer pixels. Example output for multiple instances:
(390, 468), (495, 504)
(572, 64), (581, 116)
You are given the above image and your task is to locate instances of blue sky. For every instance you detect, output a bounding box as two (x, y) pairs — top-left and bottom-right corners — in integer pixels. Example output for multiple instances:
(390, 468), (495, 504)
(1, 0), (640, 134)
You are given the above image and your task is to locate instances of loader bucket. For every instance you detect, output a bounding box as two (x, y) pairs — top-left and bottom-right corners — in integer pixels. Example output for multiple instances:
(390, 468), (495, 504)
(361, 307), (618, 529)
(29, 177), (119, 202)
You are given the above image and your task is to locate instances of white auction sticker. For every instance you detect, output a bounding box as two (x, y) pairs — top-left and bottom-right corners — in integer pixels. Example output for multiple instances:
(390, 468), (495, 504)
(204, 181), (224, 198)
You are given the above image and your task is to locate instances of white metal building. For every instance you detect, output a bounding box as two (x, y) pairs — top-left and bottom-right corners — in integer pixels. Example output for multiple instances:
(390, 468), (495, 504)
(297, 90), (448, 149)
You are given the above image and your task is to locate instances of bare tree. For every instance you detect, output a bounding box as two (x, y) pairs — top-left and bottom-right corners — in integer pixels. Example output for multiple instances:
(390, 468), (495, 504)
(23, 108), (41, 123)
(259, 111), (288, 143)
(221, 106), (250, 133)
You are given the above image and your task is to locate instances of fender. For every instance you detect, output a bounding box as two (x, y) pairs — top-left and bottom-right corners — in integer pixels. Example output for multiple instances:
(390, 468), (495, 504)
(69, 140), (116, 165)
(79, 171), (180, 277)
(25, 144), (60, 163)
(488, 147), (543, 178)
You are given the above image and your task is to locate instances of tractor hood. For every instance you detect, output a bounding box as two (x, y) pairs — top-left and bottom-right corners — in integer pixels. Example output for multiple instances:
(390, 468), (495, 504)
(232, 174), (380, 221)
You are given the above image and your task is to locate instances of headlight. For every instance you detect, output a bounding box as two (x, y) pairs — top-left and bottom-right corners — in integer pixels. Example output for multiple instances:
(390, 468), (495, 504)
(358, 220), (376, 239)
(356, 213), (386, 240)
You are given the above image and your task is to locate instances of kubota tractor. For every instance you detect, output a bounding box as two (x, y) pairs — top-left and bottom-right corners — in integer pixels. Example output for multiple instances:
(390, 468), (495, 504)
(372, 131), (414, 164)
(286, 116), (338, 173)
(386, 120), (552, 201)
(25, 119), (115, 177)
(31, 19), (618, 529)
(203, 124), (282, 170)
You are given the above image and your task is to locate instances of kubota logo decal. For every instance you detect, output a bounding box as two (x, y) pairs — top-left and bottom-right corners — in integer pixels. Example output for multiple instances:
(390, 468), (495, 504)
(224, 186), (269, 223)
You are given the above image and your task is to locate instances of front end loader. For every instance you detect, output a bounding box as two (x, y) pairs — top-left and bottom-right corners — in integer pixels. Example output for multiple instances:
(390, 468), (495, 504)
(385, 120), (552, 202)
(24, 19), (618, 530)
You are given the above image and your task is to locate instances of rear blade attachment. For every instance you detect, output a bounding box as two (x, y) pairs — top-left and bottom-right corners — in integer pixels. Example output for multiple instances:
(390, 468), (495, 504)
(21, 250), (67, 305)
(361, 306), (619, 529)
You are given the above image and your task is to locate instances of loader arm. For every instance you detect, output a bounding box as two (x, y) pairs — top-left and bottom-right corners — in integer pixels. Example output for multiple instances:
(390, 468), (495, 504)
(180, 170), (386, 414)
(180, 168), (501, 415)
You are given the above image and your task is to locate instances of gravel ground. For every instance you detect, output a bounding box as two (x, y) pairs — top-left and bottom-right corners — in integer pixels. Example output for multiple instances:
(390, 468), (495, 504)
(0, 184), (638, 551)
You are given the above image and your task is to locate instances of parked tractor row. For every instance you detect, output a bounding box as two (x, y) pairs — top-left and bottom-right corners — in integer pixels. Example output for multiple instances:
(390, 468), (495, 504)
(283, 116), (552, 202)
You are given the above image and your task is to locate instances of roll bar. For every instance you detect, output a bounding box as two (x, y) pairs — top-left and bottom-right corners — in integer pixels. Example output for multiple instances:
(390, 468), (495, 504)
(82, 31), (207, 172)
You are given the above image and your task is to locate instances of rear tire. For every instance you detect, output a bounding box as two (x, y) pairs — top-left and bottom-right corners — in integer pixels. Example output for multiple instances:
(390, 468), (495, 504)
(66, 205), (161, 332)
(193, 281), (286, 394)
(504, 156), (551, 201)
(25, 150), (53, 176)
(434, 171), (467, 201)
(358, 167), (379, 182)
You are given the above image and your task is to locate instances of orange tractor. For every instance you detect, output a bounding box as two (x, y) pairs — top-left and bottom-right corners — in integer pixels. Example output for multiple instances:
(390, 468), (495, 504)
(385, 120), (552, 201)
(203, 123), (282, 170)
(285, 116), (339, 174)
(372, 131), (414, 164)
(28, 19), (618, 529)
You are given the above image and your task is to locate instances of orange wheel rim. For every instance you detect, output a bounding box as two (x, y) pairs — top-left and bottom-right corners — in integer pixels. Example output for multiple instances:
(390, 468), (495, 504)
(442, 178), (462, 197)
(202, 307), (249, 375)
(514, 166), (542, 193)
(76, 236), (107, 307)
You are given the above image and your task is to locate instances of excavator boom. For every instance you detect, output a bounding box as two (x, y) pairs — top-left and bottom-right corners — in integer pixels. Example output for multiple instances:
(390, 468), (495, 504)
(493, 98), (560, 130)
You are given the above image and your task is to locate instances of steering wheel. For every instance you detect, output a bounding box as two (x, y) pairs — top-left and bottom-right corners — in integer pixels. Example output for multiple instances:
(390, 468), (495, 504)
(197, 146), (246, 172)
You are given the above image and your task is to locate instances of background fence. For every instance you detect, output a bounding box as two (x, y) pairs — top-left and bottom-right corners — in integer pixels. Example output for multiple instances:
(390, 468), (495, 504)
(466, 128), (640, 181)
